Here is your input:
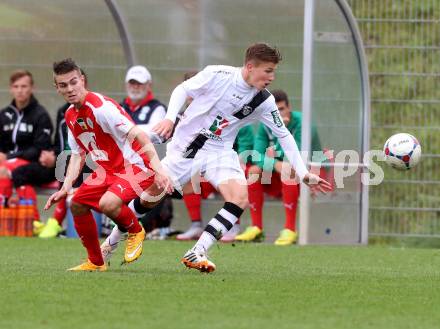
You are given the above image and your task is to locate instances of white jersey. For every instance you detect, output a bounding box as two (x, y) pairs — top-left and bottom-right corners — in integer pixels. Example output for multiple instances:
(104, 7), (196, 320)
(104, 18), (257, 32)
(169, 66), (285, 150)
(166, 65), (308, 179)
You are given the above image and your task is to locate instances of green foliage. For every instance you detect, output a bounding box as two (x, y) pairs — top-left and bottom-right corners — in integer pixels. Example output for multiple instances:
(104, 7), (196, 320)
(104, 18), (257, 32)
(348, 0), (440, 237)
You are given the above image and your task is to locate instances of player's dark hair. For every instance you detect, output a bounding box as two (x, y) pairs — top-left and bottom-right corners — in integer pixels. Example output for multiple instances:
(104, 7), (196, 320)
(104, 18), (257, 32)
(271, 89), (289, 106)
(245, 43), (282, 65)
(10, 70), (34, 86)
(53, 58), (81, 75)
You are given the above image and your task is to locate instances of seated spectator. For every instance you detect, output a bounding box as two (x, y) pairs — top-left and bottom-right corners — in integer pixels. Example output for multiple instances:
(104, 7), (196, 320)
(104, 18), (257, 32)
(0, 70), (53, 221)
(120, 65), (167, 143)
(235, 89), (322, 245)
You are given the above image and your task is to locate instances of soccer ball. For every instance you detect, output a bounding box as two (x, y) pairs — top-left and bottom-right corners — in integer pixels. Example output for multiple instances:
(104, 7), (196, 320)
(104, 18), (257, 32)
(383, 133), (421, 170)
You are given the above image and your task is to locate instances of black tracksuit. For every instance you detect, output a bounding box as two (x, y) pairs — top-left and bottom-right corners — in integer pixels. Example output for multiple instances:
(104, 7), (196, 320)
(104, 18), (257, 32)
(0, 95), (55, 187)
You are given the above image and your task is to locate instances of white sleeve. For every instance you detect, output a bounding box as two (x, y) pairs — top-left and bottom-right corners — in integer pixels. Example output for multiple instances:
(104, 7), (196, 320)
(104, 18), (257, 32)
(165, 84), (188, 123)
(147, 105), (166, 126)
(92, 102), (135, 139)
(181, 66), (215, 98)
(278, 134), (308, 180)
(260, 97), (308, 179)
(67, 127), (82, 154)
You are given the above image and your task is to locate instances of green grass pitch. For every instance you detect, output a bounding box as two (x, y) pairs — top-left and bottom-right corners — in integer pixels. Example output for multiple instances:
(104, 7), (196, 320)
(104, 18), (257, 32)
(0, 238), (439, 329)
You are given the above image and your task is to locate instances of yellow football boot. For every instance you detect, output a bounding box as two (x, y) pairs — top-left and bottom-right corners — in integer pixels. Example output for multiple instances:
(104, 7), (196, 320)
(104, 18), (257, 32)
(67, 259), (107, 272)
(234, 226), (264, 242)
(33, 221), (45, 236)
(274, 229), (297, 246)
(124, 227), (146, 264)
(38, 218), (62, 238)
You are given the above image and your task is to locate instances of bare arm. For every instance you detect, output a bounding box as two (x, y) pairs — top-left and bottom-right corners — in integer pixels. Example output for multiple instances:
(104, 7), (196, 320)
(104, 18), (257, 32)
(127, 125), (173, 193)
(62, 152), (85, 191)
(44, 152), (85, 210)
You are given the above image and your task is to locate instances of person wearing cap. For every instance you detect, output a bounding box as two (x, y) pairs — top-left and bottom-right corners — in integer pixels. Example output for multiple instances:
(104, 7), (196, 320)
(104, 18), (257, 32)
(98, 65), (172, 260)
(120, 65), (167, 143)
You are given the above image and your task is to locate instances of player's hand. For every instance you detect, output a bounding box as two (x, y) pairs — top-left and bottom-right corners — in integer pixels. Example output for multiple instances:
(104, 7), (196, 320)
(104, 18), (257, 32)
(44, 188), (68, 210)
(39, 150), (56, 168)
(154, 171), (174, 194)
(152, 119), (174, 140)
(302, 173), (333, 197)
(266, 146), (276, 158)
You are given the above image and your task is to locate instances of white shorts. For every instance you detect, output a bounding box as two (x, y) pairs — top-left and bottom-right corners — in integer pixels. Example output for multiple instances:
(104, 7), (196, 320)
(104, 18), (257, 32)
(161, 148), (246, 192)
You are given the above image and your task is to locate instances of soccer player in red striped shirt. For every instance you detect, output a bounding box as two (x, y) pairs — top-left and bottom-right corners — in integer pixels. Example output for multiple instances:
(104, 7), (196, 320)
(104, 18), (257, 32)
(45, 58), (172, 271)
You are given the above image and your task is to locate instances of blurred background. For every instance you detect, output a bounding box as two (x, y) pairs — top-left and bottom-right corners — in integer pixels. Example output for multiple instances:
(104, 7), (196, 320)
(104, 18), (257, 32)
(0, 0), (438, 245)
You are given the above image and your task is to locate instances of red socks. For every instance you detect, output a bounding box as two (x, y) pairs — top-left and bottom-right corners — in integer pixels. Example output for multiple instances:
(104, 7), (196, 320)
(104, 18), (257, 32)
(248, 181), (264, 229)
(0, 177), (13, 198)
(247, 181), (300, 231)
(200, 181), (216, 199)
(73, 212), (104, 266)
(53, 197), (67, 225)
(183, 193), (202, 222)
(281, 182), (300, 231)
(114, 204), (142, 234)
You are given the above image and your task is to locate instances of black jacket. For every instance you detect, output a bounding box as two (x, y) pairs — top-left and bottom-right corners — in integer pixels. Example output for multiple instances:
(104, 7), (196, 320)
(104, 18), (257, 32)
(53, 103), (70, 155)
(0, 95), (53, 162)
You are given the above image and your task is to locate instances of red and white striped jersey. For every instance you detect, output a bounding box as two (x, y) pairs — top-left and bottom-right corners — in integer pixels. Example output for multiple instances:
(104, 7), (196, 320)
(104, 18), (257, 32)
(65, 92), (150, 173)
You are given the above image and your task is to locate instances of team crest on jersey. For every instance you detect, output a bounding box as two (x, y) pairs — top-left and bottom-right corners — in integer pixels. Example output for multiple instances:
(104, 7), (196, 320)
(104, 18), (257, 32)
(86, 118), (94, 129)
(241, 105), (252, 116)
(76, 118), (88, 130)
(271, 110), (283, 128)
(209, 115), (229, 136)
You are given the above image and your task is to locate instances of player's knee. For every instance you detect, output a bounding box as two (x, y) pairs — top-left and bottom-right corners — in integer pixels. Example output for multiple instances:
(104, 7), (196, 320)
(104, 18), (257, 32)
(98, 198), (121, 217)
(70, 201), (90, 216)
(139, 198), (158, 209)
(0, 167), (9, 178)
(139, 184), (165, 208)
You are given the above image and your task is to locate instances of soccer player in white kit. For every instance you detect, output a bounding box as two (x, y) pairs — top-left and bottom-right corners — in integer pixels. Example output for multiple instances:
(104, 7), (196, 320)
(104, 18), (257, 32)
(112, 43), (331, 272)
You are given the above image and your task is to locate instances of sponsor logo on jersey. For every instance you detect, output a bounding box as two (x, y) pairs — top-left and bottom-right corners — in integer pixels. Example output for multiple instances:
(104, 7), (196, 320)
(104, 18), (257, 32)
(232, 93), (243, 100)
(76, 118), (88, 130)
(241, 105), (252, 116)
(201, 128), (222, 141)
(214, 70), (232, 75)
(3, 124), (13, 131)
(271, 110), (283, 128)
(209, 115), (229, 136)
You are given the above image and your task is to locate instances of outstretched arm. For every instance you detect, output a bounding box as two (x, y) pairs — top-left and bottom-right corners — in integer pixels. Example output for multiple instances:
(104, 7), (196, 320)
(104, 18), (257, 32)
(127, 125), (174, 194)
(153, 84), (188, 140)
(44, 152), (85, 210)
(278, 134), (332, 194)
(260, 99), (332, 194)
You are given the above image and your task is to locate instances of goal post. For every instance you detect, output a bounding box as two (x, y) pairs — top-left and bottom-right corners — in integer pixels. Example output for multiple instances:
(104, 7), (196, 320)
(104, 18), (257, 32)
(299, 0), (370, 245)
